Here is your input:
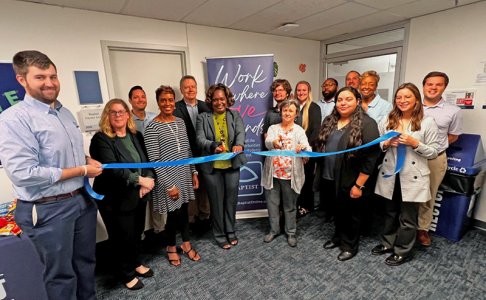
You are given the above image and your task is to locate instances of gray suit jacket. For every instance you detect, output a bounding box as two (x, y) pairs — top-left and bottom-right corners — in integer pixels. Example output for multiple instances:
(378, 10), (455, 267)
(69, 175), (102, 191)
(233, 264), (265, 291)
(375, 116), (439, 203)
(196, 109), (248, 174)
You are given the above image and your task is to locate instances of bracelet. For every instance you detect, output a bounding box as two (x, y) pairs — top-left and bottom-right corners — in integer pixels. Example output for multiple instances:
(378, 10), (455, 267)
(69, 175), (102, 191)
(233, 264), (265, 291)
(82, 165), (88, 177)
(354, 183), (365, 190)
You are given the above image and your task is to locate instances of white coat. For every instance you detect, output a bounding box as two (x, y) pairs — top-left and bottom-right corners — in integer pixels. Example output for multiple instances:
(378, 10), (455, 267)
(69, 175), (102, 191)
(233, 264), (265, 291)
(375, 116), (439, 203)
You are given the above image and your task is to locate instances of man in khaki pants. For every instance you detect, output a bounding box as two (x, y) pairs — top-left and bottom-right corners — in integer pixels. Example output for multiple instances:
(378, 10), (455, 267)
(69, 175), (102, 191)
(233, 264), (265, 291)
(418, 71), (462, 246)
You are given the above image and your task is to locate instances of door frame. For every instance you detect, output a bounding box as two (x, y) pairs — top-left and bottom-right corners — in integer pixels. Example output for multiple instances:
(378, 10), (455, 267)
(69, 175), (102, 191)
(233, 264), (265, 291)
(100, 40), (190, 99)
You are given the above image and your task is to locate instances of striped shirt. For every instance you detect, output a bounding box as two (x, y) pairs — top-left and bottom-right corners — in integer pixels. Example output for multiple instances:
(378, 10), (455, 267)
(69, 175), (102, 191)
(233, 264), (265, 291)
(144, 117), (195, 213)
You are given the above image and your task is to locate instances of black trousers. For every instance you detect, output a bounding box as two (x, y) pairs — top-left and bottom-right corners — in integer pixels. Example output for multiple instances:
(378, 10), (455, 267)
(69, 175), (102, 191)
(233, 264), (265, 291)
(381, 174), (419, 257)
(333, 189), (366, 252)
(297, 158), (316, 211)
(98, 200), (146, 283)
(165, 202), (190, 246)
(319, 178), (336, 218)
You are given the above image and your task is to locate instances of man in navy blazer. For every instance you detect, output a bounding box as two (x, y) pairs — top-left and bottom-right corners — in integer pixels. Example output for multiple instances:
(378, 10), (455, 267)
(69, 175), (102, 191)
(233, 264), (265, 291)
(174, 75), (211, 232)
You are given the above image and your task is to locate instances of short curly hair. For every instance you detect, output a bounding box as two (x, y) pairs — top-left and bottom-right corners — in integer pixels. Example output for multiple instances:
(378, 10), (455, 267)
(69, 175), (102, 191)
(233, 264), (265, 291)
(271, 79), (292, 98)
(205, 83), (235, 110)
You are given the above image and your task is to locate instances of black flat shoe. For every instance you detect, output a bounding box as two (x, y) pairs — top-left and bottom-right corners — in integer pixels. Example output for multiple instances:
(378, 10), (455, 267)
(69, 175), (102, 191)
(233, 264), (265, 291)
(125, 278), (144, 290)
(323, 240), (339, 249)
(337, 250), (356, 261)
(135, 268), (153, 278)
(371, 244), (393, 256)
(385, 254), (410, 266)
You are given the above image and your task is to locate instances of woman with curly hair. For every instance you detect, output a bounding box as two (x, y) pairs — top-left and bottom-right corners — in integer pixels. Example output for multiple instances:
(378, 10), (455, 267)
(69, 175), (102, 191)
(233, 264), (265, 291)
(315, 87), (380, 261)
(196, 83), (247, 249)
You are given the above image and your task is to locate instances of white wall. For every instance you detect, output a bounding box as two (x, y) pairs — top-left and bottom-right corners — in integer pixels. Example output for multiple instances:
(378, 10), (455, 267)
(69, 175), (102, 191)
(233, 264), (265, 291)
(0, 0), (319, 203)
(404, 0), (486, 224)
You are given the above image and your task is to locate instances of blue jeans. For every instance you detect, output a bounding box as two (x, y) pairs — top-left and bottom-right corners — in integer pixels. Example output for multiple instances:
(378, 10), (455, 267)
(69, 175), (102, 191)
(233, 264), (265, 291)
(265, 178), (298, 235)
(15, 193), (97, 300)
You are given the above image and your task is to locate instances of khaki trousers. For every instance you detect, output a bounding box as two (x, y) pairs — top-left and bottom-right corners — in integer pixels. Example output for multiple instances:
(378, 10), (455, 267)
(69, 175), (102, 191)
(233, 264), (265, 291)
(188, 182), (210, 223)
(418, 152), (447, 230)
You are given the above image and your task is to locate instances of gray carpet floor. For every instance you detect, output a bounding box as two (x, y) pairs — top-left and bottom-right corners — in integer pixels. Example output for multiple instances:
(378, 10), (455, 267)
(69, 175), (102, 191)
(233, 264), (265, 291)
(95, 213), (486, 299)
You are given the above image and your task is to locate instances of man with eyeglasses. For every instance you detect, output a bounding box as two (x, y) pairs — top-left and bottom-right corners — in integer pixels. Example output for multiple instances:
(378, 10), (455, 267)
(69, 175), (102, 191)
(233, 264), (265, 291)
(318, 78), (338, 122)
(0, 50), (103, 300)
(128, 85), (156, 135)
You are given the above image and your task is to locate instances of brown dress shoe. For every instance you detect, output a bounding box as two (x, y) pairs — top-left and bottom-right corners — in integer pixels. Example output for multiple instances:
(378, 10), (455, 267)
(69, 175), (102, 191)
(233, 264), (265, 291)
(417, 230), (431, 247)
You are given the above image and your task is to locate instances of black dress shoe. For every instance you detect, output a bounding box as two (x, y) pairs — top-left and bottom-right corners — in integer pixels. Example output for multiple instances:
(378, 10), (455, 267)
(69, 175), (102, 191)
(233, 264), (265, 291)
(371, 244), (393, 256)
(323, 240), (339, 249)
(385, 254), (409, 266)
(135, 268), (154, 278)
(337, 250), (356, 261)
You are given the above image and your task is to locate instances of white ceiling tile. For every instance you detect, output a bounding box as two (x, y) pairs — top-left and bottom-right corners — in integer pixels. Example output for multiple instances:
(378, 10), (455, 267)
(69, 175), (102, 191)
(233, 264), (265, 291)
(268, 2), (378, 36)
(44, 0), (126, 13)
(230, 0), (346, 33)
(353, 0), (416, 10)
(386, 0), (455, 18)
(122, 0), (207, 21)
(300, 11), (405, 40)
(14, 0), (481, 41)
(458, 0), (485, 4)
(183, 0), (281, 27)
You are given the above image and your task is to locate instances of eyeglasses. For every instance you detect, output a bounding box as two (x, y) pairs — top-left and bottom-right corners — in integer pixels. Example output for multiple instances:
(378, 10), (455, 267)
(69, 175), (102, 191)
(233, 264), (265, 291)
(109, 110), (127, 116)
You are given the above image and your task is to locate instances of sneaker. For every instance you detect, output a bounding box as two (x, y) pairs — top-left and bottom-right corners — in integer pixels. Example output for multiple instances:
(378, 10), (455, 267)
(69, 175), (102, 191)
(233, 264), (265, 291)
(287, 234), (297, 247)
(417, 230), (431, 247)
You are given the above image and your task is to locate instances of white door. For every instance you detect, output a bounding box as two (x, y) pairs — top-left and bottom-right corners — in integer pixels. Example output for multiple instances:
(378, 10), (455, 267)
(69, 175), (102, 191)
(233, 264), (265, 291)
(101, 41), (189, 113)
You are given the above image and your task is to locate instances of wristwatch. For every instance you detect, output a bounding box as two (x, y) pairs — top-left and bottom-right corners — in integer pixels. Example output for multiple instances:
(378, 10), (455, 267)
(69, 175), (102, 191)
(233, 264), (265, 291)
(354, 183), (365, 190)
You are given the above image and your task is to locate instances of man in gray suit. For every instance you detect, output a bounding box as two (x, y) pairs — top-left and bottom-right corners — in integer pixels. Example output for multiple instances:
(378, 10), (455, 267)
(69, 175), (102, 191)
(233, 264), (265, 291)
(174, 75), (211, 233)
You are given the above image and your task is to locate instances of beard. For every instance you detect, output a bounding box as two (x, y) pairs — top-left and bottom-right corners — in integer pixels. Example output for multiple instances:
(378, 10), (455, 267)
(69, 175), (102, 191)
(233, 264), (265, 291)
(322, 91), (336, 101)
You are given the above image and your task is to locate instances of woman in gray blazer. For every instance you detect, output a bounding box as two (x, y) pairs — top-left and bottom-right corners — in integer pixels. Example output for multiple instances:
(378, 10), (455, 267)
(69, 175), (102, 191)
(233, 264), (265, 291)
(196, 84), (247, 249)
(373, 83), (439, 266)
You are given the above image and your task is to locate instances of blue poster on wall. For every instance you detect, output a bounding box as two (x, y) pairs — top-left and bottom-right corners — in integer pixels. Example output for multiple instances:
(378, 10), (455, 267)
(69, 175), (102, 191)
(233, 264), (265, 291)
(0, 62), (25, 114)
(207, 54), (274, 212)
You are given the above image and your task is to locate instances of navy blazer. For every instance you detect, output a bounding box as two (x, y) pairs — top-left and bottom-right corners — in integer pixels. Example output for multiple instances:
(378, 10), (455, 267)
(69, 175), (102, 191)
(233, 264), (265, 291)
(174, 99), (211, 157)
(90, 131), (154, 212)
(196, 109), (248, 174)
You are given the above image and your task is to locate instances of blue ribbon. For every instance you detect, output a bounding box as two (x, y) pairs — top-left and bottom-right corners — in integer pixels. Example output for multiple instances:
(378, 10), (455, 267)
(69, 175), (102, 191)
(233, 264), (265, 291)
(85, 131), (401, 200)
(383, 144), (407, 178)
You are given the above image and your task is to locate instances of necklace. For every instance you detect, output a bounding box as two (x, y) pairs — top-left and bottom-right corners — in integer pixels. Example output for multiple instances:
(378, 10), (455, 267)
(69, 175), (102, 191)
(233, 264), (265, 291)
(215, 114), (227, 151)
(337, 119), (350, 130)
(166, 121), (181, 153)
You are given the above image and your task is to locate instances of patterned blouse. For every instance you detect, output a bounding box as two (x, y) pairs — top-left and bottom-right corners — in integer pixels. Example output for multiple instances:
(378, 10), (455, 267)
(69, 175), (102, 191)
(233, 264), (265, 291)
(144, 117), (195, 214)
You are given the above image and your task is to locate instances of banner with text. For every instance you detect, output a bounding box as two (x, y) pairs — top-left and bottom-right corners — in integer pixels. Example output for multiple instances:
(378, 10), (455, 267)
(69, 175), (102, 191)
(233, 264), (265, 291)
(0, 62), (25, 167)
(207, 54), (274, 212)
(0, 62), (24, 114)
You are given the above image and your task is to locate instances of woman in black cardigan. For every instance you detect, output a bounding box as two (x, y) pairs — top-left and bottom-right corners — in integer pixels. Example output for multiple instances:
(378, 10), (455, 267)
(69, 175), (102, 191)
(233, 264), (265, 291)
(315, 87), (380, 261)
(90, 99), (155, 290)
(294, 80), (322, 216)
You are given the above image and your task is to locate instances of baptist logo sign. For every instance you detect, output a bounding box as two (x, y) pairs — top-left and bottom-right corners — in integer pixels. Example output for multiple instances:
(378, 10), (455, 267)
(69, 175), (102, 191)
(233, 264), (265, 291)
(238, 161), (263, 197)
(0, 273), (8, 300)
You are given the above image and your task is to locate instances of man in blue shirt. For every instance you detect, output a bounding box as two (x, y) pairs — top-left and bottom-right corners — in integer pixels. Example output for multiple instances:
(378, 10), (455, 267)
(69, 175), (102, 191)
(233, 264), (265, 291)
(128, 85), (156, 134)
(0, 50), (103, 300)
